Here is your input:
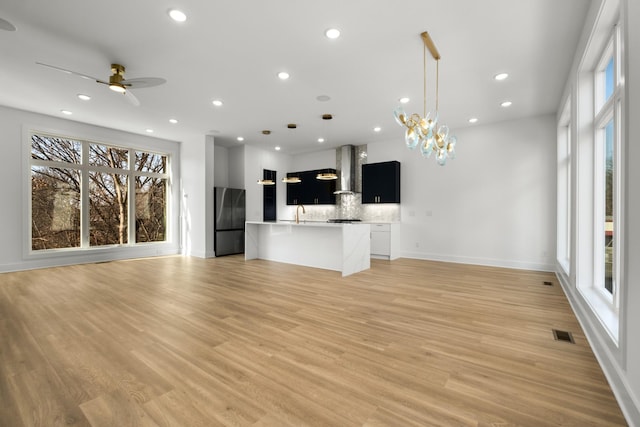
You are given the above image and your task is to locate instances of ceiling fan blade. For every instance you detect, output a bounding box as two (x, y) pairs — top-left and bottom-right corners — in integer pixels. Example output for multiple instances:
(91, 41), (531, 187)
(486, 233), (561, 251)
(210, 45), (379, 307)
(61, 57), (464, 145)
(124, 90), (140, 107)
(121, 77), (166, 89)
(0, 17), (16, 31)
(36, 62), (103, 82)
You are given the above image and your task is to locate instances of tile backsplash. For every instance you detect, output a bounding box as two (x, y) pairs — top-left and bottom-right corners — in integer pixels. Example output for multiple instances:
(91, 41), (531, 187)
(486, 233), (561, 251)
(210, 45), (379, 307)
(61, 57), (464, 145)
(285, 193), (400, 223)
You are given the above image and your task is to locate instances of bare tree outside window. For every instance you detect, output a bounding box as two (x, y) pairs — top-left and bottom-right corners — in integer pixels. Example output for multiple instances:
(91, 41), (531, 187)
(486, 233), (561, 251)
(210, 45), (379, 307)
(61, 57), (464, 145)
(89, 171), (128, 245)
(135, 151), (167, 243)
(31, 166), (81, 250)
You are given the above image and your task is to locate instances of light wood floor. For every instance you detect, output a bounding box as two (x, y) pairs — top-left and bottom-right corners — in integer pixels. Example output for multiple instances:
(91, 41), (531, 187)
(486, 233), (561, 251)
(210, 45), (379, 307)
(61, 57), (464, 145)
(0, 256), (626, 426)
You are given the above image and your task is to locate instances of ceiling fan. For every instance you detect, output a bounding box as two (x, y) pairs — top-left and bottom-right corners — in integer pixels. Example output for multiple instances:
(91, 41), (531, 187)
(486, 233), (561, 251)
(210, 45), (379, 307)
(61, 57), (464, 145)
(0, 17), (16, 31)
(36, 62), (166, 106)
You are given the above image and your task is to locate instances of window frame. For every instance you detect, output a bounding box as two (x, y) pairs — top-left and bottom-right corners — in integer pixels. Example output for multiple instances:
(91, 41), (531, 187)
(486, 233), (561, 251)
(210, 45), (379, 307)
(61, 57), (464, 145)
(26, 130), (171, 256)
(592, 25), (622, 309)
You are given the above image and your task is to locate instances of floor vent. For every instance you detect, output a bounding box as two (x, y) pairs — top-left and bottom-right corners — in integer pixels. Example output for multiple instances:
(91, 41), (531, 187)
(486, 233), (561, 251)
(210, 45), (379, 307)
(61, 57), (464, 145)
(553, 329), (575, 344)
(543, 281), (553, 286)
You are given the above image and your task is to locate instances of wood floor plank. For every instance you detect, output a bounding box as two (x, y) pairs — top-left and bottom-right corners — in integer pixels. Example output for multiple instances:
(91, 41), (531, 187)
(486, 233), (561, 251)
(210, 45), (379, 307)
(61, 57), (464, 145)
(0, 255), (628, 426)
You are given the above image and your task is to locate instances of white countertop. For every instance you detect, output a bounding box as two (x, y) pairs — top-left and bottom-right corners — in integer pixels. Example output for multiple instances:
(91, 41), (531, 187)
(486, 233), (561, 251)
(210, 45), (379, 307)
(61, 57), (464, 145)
(246, 220), (369, 228)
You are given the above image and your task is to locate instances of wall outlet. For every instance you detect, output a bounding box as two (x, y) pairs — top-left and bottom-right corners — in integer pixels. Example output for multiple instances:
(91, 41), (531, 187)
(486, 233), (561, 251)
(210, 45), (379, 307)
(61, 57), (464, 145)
(415, 242), (419, 248)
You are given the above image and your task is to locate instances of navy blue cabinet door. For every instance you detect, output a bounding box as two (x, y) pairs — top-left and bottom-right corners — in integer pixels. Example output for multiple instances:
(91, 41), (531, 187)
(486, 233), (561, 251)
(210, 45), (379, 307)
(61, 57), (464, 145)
(362, 161), (400, 204)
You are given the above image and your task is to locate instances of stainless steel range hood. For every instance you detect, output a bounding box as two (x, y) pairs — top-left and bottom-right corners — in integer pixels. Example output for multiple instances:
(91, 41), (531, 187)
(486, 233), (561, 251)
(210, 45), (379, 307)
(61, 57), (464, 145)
(334, 145), (356, 195)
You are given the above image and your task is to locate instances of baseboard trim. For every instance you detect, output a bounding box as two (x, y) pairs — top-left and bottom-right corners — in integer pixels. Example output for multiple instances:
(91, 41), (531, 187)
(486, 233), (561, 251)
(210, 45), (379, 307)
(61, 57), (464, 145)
(401, 251), (555, 272)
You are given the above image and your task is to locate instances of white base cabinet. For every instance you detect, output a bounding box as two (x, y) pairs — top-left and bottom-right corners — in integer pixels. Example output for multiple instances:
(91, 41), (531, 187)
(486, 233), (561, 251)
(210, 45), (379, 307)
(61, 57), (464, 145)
(370, 223), (400, 260)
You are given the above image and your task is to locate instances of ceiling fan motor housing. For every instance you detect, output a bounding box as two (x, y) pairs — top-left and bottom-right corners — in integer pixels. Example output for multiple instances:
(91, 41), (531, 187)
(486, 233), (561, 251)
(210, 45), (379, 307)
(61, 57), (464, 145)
(109, 64), (125, 88)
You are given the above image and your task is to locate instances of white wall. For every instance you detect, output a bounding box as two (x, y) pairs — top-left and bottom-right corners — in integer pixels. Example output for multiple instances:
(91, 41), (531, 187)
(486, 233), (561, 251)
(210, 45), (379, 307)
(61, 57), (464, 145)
(213, 145), (245, 190)
(228, 145), (245, 189)
(242, 145), (292, 222)
(180, 135), (215, 258)
(0, 105), (181, 272)
(367, 114), (557, 271)
(214, 145), (229, 188)
(291, 149), (336, 171)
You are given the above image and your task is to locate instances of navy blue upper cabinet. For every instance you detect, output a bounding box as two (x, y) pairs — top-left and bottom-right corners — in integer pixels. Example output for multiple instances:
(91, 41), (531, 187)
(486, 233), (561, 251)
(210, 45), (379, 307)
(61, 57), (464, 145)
(286, 169), (336, 205)
(362, 161), (401, 204)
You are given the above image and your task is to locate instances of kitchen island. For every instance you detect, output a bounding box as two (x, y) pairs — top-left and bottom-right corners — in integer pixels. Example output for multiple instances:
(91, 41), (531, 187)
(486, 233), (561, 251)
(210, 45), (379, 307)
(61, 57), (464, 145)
(245, 221), (370, 277)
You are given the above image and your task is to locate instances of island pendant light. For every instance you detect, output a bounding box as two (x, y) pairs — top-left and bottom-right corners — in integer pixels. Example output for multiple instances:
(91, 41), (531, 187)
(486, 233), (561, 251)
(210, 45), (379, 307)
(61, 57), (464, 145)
(282, 174), (302, 183)
(316, 170), (337, 180)
(257, 133), (276, 185)
(257, 169), (275, 185)
(315, 114), (338, 180)
(393, 31), (457, 166)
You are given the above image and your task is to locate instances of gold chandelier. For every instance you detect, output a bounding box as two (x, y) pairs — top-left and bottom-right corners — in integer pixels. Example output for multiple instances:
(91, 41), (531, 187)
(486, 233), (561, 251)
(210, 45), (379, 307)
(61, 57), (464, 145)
(394, 32), (456, 165)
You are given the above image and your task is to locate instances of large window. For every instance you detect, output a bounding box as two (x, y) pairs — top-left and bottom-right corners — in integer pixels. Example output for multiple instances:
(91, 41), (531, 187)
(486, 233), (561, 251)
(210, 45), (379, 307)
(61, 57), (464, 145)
(30, 134), (168, 251)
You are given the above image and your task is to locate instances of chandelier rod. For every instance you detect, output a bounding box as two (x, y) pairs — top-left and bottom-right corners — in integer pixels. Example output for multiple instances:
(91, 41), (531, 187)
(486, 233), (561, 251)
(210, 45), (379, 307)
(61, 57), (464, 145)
(423, 44), (427, 117)
(420, 31), (441, 61)
(421, 31), (441, 115)
(436, 59), (440, 113)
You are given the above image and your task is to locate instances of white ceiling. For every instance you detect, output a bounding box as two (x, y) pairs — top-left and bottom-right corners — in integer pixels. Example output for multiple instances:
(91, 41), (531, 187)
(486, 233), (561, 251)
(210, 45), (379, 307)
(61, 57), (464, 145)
(0, 0), (590, 154)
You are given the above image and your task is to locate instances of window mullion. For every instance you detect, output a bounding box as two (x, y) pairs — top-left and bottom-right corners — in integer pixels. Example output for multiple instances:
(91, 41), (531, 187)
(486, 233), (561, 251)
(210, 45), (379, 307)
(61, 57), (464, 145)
(128, 150), (135, 245)
(81, 141), (90, 248)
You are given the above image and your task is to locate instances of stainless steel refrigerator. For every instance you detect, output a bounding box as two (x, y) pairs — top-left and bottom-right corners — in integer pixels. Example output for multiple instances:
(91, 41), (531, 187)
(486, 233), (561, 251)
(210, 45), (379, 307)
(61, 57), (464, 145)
(214, 187), (246, 256)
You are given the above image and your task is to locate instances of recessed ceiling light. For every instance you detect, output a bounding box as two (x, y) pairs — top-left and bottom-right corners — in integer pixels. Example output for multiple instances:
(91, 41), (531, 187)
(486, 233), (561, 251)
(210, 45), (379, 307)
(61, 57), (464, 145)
(316, 95), (331, 102)
(501, 101), (513, 107)
(237, 136), (244, 142)
(373, 126), (381, 132)
(168, 9), (187, 22)
(277, 71), (290, 80)
(494, 73), (509, 81)
(325, 28), (341, 39)
(212, 99), (223, 106)
(60, 109), (72, 115)
(318, 138), (325, 143)
(146, 129), (154, 133)
(169, 118), (178, 124)
(77, 94), (91, 101)
(399, 97), (410, 104)
(275, 146), (281, 151)
(468, 117), (479, 123)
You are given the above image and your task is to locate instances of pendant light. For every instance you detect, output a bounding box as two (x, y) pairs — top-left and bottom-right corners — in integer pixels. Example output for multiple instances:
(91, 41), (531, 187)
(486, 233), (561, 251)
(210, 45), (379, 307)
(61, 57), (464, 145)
(257, 169), (275, 185)
(393, 31), (457, 166)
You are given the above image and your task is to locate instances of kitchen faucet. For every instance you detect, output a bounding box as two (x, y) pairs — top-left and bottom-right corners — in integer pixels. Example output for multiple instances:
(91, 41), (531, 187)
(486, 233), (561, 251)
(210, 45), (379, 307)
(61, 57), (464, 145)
(295, 204), (305, 224)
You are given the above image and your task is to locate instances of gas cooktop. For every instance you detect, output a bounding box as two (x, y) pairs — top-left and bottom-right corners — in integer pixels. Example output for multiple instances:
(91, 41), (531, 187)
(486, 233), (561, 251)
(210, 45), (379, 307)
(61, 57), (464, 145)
(327, 218), (362, 223)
